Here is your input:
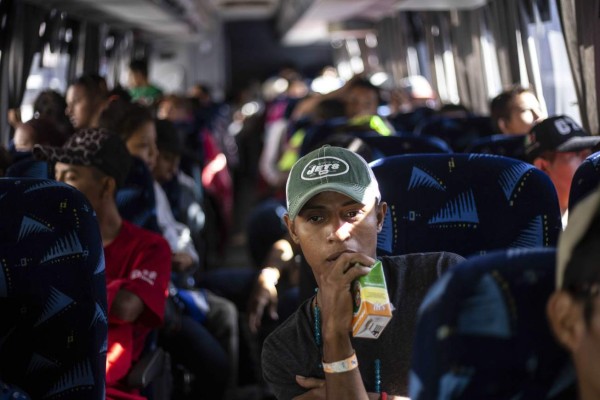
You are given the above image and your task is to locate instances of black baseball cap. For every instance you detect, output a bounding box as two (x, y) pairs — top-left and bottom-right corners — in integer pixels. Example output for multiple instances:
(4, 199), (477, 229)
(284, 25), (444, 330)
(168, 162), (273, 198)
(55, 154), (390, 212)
(525, 115), (600, 161)
(33, 128), (132, 187)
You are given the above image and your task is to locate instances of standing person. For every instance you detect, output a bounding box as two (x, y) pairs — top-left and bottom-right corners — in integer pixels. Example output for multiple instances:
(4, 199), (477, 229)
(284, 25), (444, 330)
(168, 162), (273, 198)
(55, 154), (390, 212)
(547, 184), (600, 400)
(262, 146), (464, 398)
(525, 115), (600, 227)
(33, 128), (172, 400)
(128, 60), (163, 107)
(490, 86), (547, 135)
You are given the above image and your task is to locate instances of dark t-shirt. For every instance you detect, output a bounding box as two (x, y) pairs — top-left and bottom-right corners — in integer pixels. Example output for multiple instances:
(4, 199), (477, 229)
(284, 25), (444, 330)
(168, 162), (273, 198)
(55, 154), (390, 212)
(262, 252), (464, 399)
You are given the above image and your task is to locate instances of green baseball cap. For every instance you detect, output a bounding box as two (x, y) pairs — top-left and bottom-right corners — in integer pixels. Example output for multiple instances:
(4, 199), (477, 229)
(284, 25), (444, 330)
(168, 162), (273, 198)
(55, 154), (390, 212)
(556, 186), (600, 289)
(286, 145), (381, 220)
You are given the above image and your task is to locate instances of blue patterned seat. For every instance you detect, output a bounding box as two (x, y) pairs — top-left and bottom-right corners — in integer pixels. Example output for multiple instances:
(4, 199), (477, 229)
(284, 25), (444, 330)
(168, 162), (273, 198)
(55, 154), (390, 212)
(410, 248), (575, 400)
(414, 116), (495, 152)
(116, 156), (160, 233)
(569, 150), (600, 212)
(372, 154), (561, 257)
(5, 152), (52, 179)
(360, 134), (452, 158)
(0, 178), (107, 399)
(465, 133), (527, 160)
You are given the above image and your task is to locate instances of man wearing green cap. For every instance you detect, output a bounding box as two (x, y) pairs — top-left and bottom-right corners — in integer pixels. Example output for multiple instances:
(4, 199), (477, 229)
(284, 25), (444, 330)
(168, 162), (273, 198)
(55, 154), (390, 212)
(262, 146), (463, 399)
(547, 185), (600, 400)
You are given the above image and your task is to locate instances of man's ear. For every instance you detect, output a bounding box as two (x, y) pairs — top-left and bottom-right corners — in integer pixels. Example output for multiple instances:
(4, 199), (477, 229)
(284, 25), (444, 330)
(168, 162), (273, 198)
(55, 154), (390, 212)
(533, 157), (550, 173)
(101, 176), (117, 199)
(284, 214), (300, 244)
(498, 118), (508, 134)
(547, 291), (586, 353)
(376, 202), (387, 233)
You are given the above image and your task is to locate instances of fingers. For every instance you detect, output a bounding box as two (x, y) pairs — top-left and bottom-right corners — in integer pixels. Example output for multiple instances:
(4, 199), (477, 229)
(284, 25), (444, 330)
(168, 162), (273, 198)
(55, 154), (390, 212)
(248, 307), (263, 334)
(295, 375), (325, 389)
(324, 253), (376, 286)
(343, 264), (373, 282)
(268, 300), (279, 321)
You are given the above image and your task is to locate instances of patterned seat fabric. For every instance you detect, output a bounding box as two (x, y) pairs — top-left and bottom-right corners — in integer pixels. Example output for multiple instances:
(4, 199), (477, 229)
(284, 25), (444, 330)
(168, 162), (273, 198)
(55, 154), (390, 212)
(414, 116), (495, 152)
(465, 133), (527, 161)
(116, 156), (160, 233)
(0, 178), (107, 399)
(569, 150), (600, 212)
(372, 154), (561, 257)
(410, 248), (575, 399)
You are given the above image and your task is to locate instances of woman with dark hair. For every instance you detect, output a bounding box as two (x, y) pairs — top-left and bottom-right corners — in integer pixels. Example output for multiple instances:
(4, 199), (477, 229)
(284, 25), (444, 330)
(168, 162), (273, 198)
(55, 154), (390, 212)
(100, 99), (158, 170)
(33, 89), (73, 137)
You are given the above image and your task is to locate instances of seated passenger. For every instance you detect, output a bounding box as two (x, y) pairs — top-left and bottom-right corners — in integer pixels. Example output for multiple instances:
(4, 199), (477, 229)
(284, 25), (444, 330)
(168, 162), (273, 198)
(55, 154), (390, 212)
(490, 85), (546, 135)
(65, 74), (109, 130)
(547, 184), (600, 400)
(525, 115), (600, 227)
(153, 119), (204, 248)
(102, 101), (238, 398)
(262, 146), (464, 398)
(33, 89), (73, 138)
(100, 99), (199, 269)
(33, 128), (171, 400)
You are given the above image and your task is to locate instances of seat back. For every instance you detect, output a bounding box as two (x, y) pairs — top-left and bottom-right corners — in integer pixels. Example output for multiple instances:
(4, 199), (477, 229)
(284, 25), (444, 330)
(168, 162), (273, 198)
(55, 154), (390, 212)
(410, 248), (575, 399)
(116, 156), (160, 233)
(569, 150), (600, 212)
(465, 133), (527, 160)
(360, 134), (452, 158)
(0, 178), (107, 399)
(372, 154), (562, 257)
(246, 199), (288, 267)
(415, 116), (495, 152)
(5, 153), (52, 179)
(388, 106), (437, 134)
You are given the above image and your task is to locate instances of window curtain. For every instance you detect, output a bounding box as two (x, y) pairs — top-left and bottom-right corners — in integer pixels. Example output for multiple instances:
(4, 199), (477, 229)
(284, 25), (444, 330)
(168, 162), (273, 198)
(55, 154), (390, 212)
(4, 1), (45, 109)
(376, 14), (410, 85)
(558, 0), (600, 134)
(485, 0), (523, 87)
(0, 0), (45, 144)
(448, 8), (488, 114)
(0, 0), (13, 144)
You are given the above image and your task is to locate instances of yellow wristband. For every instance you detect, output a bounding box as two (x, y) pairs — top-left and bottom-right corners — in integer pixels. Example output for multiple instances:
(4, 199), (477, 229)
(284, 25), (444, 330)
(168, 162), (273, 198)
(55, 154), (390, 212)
(322, 352), (358, 373)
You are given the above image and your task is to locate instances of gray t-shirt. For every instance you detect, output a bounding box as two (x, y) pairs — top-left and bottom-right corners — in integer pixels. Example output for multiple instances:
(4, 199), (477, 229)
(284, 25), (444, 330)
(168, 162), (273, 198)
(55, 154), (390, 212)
(262, 252), (464, 399)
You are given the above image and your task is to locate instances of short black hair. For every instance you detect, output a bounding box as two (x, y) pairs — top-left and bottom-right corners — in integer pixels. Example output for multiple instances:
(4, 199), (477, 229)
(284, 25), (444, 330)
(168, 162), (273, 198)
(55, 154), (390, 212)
(129, 59), (149, 77)
(348, 78), (380, 97)
(70, 74), (108, 103)
(490, 86), (530, 132)
(99, 99), (153, 142)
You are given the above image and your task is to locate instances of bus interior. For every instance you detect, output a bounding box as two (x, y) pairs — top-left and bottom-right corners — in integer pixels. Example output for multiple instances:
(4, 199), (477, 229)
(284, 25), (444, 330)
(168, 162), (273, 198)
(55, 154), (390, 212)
(0, 0), (599, 398)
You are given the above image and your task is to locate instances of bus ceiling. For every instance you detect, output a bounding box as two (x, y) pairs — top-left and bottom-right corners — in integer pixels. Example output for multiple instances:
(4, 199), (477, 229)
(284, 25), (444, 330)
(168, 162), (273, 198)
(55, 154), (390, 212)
(22, 0), (214, 40)
(279, 0), (489, 45)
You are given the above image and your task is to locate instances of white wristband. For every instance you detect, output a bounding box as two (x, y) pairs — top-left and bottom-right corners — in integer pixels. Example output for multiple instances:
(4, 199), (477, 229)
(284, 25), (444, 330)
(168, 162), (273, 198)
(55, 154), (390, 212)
(322, 352), (358, 373)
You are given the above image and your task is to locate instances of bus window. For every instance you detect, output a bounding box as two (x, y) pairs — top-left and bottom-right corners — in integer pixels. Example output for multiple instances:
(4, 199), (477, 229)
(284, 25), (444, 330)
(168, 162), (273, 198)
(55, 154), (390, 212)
(523, 0), (581, 124)
(20, 45), (70, 122)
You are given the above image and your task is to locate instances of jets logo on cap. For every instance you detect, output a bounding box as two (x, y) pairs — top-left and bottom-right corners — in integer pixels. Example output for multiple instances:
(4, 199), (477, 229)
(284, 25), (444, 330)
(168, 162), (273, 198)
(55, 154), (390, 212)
(301, 156), (349, 180)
